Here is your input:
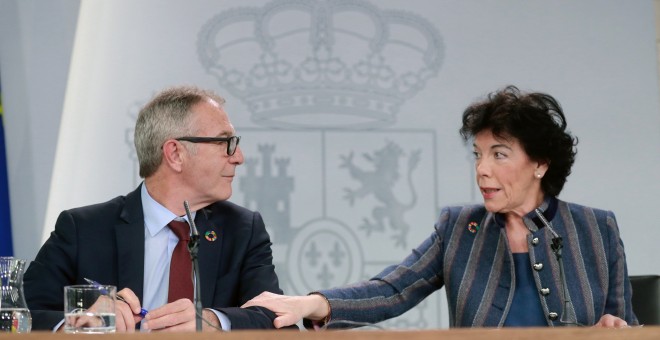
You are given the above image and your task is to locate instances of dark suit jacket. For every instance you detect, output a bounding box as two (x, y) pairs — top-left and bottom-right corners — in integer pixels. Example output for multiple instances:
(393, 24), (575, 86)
(24, 185), (292, 330)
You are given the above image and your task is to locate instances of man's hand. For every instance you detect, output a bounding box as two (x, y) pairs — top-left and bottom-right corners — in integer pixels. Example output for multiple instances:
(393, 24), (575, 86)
(141, 299), (221, 332)
(593, 314), (629, 328)
(116, 288), (145, 332)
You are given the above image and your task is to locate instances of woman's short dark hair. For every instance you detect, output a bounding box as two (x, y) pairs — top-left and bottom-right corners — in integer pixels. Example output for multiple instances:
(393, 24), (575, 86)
(459, 85), (578, 197)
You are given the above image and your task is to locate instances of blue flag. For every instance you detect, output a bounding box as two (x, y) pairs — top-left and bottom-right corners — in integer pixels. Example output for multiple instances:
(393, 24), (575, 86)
(0, 74), (13, 256)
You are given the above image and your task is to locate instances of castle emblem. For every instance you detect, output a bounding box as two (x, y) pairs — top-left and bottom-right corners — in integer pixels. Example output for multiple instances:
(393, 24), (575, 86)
(240, 144), (294, 243)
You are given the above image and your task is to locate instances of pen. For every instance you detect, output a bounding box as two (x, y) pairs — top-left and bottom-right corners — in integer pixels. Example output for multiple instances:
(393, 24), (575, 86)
(84, 278), (148, 317)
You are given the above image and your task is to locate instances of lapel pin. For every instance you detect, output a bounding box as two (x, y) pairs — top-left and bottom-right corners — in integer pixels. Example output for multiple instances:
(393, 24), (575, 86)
(468, 221), (480, 234)
(205, 230), (217, 242)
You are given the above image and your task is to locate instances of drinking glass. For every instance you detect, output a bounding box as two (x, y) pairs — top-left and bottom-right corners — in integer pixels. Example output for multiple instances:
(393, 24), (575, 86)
(64, 285), (116, 333)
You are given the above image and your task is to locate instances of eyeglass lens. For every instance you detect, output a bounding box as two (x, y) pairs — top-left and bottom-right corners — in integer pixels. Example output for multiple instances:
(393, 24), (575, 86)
(228, 136), (240, 156)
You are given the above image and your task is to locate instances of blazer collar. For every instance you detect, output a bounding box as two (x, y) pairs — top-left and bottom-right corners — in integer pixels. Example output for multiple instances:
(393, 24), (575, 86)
(119, 184), (145, 223)
(115, 184), (146, 301)
(527, 196), (558, 230)
(492, 196), (558, 232)
(193, 205), (223, 306)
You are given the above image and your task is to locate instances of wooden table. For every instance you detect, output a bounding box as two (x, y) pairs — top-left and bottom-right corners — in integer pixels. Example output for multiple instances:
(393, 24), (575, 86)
(0, 327), (657, 339)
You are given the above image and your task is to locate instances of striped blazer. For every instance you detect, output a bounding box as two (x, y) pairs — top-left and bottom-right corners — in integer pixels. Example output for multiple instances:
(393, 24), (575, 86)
(319, 196), (638, 327)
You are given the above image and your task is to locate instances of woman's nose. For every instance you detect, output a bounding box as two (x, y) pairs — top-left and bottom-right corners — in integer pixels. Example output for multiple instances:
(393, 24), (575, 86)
(476, 159), (489, 177)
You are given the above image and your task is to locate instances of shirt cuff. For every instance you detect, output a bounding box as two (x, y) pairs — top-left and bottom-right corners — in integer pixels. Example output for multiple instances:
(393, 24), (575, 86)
(208, 309), (231, 331)
(53, 319), (65, 332)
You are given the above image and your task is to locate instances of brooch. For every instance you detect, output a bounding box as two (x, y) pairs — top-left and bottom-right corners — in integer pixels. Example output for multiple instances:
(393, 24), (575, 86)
(205, 230), (218, 242)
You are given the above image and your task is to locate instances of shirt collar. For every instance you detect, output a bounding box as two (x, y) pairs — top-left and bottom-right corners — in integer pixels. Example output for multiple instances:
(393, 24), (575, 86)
(141, 183), (195, 237)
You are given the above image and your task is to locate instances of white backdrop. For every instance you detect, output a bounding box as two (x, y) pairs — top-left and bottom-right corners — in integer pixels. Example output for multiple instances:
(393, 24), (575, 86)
(1, 0), (659, 329)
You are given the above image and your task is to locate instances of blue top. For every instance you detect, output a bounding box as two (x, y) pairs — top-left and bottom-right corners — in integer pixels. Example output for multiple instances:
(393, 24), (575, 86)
(504, 253), (547, 326)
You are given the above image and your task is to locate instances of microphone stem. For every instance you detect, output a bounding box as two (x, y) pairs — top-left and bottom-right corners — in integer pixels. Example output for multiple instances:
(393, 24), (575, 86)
(189, 236), (203, 332)
(534, 209), (577, 326)
(553, 243), (577, 326)
(184, 201), (203, 332)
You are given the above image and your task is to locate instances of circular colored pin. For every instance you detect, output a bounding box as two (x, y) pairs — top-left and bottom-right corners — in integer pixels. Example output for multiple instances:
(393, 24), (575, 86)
(205, 230), (217, 242)
(468, 222), (480, 233)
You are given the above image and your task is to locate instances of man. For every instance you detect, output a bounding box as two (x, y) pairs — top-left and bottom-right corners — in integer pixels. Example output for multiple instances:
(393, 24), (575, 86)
(24, 86), (290, 332)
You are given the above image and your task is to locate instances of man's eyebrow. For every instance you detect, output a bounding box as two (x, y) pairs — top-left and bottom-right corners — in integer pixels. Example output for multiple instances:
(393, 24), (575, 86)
(213, 130), (234, 137)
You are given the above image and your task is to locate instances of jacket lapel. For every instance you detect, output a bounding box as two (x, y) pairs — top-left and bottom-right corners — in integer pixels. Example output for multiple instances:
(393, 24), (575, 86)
(115, 185), (146, 301)
(195, 207), (223, 306)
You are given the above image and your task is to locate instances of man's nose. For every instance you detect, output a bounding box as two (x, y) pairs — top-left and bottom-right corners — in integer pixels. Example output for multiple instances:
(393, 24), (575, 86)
(231, 146), (245, 165)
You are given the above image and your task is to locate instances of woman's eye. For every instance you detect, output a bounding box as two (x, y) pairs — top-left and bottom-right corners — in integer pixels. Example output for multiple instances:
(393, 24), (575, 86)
(494, 152), (506, 159)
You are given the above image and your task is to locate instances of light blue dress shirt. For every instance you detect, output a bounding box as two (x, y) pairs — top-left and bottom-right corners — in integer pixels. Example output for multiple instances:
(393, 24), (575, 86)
(141, 183), (231, 331)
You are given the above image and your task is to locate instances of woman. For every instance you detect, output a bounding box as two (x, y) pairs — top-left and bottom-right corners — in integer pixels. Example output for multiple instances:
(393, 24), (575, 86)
(243, 86), (637, 328)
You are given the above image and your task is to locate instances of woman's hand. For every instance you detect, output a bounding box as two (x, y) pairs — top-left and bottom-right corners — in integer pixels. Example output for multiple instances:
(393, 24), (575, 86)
(241, 292), (330, 328)
(593, 314), (629, 328)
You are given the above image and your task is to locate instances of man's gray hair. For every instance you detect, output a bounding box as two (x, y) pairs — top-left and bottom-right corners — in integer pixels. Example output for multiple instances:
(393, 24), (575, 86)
(134, 85), (226, 178)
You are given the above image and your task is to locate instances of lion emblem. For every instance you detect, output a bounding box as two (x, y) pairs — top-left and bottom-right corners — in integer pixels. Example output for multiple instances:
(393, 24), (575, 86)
(341, 141), (421, 248)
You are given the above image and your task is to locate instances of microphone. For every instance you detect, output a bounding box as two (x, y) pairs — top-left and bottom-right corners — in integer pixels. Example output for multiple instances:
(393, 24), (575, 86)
(183, 201), (203, 332)
(534, 208), (577, 326)
(184, 201), (200, 239)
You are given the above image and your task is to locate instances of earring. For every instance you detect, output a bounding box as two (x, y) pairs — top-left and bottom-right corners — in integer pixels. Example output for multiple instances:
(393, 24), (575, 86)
(536, 173), (542, 178)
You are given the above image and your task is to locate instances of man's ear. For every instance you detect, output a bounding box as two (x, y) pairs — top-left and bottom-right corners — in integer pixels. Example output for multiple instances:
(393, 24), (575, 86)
(162, 139), (185, 173)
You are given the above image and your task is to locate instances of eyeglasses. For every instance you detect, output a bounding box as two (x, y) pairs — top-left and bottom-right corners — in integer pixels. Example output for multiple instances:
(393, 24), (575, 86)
(175, 136), (241, 156)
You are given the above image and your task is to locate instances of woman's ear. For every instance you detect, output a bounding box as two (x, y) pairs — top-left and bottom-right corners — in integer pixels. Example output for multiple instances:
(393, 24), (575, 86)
(536, 160), (549, 178)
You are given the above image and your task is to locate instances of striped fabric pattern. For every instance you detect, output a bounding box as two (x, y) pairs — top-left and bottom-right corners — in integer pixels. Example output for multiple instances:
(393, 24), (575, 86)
(319, 197), (637, 328)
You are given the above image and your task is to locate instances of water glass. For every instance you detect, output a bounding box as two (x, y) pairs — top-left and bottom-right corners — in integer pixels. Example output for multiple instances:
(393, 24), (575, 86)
(64, 285), (116, 333)
(0, 257), (32, 333)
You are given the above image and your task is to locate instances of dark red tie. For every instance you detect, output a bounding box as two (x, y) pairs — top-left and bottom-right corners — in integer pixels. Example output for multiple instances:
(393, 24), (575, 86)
(167, 220), (193, 302)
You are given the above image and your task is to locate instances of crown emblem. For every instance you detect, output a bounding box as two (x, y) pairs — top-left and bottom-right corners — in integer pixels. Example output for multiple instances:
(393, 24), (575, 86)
(197, 0), (444, 129)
